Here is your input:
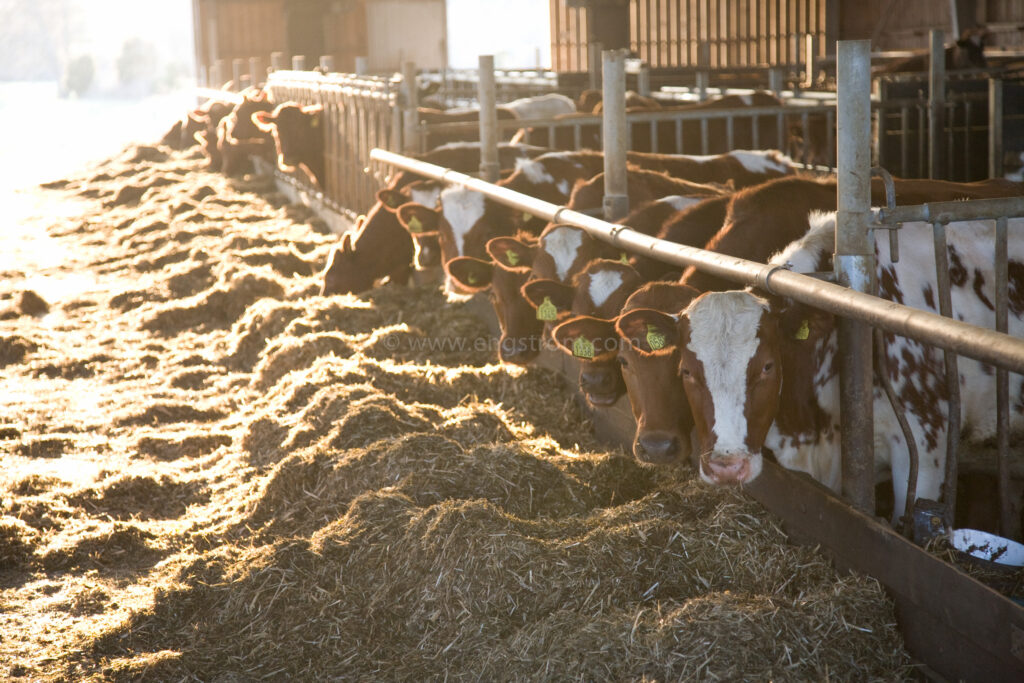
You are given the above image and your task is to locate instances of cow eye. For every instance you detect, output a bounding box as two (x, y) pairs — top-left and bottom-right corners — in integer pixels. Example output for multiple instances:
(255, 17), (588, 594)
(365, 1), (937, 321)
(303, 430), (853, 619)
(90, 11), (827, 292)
(680, 367), (692, 378)
(762, 361), (774, 375)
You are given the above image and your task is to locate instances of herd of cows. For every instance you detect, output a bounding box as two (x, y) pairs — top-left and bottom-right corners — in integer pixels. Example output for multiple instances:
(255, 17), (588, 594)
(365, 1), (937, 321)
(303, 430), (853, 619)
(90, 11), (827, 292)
(161, 84), (1024, 531)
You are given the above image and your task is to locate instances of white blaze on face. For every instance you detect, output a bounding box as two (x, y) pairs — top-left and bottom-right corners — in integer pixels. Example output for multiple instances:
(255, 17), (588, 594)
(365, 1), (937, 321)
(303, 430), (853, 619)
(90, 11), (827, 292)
(685, 291), (769, 455)
(556, 178), (571, 197)
(587, 270), (624, 309)
(409, 185), (442, 208)
(729, 150), (795, 175)
(515, 157), (556, 185)
(657, 195), (703, 211)
(440, 187), (486, 258)
(543, 227), (584, 281)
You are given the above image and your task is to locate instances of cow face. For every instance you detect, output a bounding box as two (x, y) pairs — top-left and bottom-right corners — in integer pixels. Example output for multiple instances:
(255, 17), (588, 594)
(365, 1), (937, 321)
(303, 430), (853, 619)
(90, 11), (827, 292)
(252, 102), (323, 173)
(614, 308), (693, 465)
(551, 316), (623, 408)
(396, 202), (444, 271)
(677, 292), (782, 486)
(225, 88), (272, 143)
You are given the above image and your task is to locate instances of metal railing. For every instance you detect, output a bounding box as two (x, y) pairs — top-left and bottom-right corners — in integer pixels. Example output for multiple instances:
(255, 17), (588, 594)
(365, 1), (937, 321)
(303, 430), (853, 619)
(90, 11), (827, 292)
(417, 68), (561, 108)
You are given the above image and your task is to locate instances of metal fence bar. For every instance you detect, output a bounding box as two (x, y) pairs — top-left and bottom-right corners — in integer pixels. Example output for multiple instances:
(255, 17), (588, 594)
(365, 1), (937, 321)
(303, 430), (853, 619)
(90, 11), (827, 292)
(603, 49), (629, 221)
(931, 220), (961, 518)
(370, 149), (1024, 377)
(996, 216), (1014, 537)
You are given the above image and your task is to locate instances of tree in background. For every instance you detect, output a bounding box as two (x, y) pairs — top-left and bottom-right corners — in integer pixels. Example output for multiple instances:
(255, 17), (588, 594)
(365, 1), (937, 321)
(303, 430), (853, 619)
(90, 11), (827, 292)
(116, 37), (158, 89)
(62, 54), (95, 96)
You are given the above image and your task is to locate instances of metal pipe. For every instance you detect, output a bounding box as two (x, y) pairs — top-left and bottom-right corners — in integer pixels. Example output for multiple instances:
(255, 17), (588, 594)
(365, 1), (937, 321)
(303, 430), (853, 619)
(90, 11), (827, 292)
(877, 197), (1024, 225)
(836, 39), (876, 515)
(355, 56), (369, 76)
(249, 57), (262, 87)
(319, 55), (335, 73)
(929, 29), (946, 179)
(697, 41), (710, 101)
(602, 49), (629, 221)
(989, 78), (1004, 179)
(270, 52), (286, 72)
(477, 55), (500, 183)
(637, 63), (651, 96)
(995, 216), (1014, 537)
(369, 148), (1024, 375)
(401, 61), (420, 155)
(932, 221), (961, 519)
(292, 55), (306, 71)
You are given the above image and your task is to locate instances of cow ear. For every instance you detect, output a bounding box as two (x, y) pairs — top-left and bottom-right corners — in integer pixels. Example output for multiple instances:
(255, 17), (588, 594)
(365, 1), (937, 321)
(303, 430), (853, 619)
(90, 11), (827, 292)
(340, 231), (354, 252)
(521, 279), (575, 322)
(376, 188), (407, 212)
(486, 236), (534, 272)
(252, 110), (275, 131)
(775, 300), (833, 343)
(189, 111), (210, 125)
(615, 308), (679, 355)
(301, 104), (324, 115)
(396, 203), (440, 236)
(445, 256), (493, 292)
(551, 316), (618, 361)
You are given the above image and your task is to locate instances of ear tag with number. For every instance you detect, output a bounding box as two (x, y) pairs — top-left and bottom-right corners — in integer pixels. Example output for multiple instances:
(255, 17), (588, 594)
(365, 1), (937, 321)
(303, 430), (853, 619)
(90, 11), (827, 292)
(505, 250), (520, 267)
(646, 324), (666, 351)
(537, 296), (558, 322)
(522, 212), (533, 223)
(794, 319), (810, 341)
(620, 252), (631, 264)
(407, 215), (423, 233)
(310, 115), (320, 128)
(467, 272), (478, 285)
(572, 336), (595, 359)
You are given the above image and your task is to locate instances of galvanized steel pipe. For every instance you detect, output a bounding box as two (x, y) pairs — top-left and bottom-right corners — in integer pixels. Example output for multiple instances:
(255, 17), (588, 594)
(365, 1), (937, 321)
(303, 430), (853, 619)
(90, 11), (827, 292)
(602, 49), (629, 222)
(369, 148), (1024, 375)
(477, 55), (500, 183)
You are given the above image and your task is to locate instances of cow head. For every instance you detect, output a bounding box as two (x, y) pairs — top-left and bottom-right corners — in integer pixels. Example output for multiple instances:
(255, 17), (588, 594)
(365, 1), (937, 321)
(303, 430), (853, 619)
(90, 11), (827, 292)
(446, 236), (542, 365)
(953, 27), (989, 70)
(676, 291), (783, 485)
(320, 230), (377, 295)
(551, 316), (622, 407)
(521, 278), (576, 329)
(224, 88), (272, 144)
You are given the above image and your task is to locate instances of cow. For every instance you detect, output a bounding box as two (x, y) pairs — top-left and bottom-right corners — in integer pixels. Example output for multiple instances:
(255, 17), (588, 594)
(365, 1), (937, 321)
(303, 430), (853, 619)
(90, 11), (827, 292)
(192, 99), (235, 171)
(219, 88), (274, 176)
(253, 102), (326, 187)
(321, 144), (549, 296)
(623, 149), (796, 189)
(551, 282), (701, 463)
(418, 93), (577, 148)
(673, 211), (1024, 518)
(681, 175), (1024, 292)
(563, 168), (728, 220)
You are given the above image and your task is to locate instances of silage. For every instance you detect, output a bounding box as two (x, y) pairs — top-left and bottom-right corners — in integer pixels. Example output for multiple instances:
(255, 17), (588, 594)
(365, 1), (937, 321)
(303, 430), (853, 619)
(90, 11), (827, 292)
(1, 142), (915, 681)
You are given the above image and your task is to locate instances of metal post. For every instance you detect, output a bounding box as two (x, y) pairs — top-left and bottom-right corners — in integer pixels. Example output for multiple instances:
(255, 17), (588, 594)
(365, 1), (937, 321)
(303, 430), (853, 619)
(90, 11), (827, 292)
(637, 63), (651, 97)
(696, 41), (710, 101)
(602, 49), (629, 222)
(355, 56), (369, 76)
(292, 55), (306, 71)
(477, 55), (500, 183)
(835, 40), (876, 515)
(588, 42), (603, 90)
(209, 62), (223, 89)
(215, 59), (228, 88)
(929, 29), (946, 180)
(989, 78), (1004, 178)
(402, 61), (421, 155)
(232, 58), (245, 90)
(768, 66), (784, 94)
(804, 33), (818, 87)
(319, 55), (335, 73)
(248, 57), (262, 87)
(270, 52), (286, 72)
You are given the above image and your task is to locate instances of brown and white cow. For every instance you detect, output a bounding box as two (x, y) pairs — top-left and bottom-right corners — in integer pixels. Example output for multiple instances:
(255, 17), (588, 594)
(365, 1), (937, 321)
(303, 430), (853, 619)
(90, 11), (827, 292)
(193, 99), (235, 171)
(623, 149), (796, 189)
(676, 211), (1024, 517)
(253, 101), (326, 187)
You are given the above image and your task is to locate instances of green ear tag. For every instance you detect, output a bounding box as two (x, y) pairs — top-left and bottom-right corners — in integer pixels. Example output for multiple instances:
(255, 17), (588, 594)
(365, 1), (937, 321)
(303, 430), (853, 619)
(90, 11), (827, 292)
(620, 252), (630, 264)
(505, 250), (520, 267)
(407, 215), (423, 233)
(572, 336), (595, 359)
(384, 195), (398, 208)
(646, 324), (666, 351)
(537, 296), (558, 321)
(467, 272), (478, 285)
(310, 116), (320, 128)
(522, 211), (532, 223)
(794, 319), (810, 341)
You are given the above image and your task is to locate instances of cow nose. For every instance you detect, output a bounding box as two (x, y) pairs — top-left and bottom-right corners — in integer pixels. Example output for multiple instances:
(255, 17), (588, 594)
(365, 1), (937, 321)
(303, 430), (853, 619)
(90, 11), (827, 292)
(580, 370), (612, 392)
(704, 455), (751, 484)
(634, 434), (682, 465)
(499, 337), (539, 365)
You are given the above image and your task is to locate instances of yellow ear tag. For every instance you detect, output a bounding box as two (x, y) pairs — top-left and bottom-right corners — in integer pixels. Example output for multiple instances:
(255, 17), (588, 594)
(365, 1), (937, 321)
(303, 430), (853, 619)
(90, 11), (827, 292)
(794, 319), (810, 341)
(646, 324), (666, 351)
(537, 296), (558, 321)
(467, 272), (478, 285)
(572, 336), (595, 359)
(505, 250), (520, 267)
(384, 195), (398, 208)
(310, 115), (320, 128)
(620, 252), (630, 264)
(522, 212), (532, 223)
(407, 215), (423, 233)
